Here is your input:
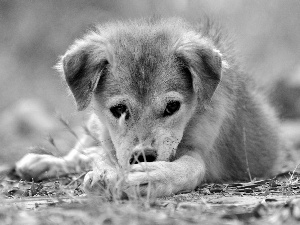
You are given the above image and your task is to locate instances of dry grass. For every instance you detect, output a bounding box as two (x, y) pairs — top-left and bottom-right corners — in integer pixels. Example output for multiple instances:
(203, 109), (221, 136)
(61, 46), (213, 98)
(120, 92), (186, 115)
(2, 171), (300, 225)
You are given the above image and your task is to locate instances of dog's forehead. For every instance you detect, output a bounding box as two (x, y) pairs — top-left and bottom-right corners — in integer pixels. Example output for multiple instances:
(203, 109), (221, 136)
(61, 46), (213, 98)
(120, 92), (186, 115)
(99, 31), (192, 103)
(111, 28), (172, 76)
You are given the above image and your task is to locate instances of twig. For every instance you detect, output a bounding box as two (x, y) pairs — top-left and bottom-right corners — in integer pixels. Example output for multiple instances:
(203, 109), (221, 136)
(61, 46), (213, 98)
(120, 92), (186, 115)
(243, 127), (252, 181)
(58, 116), (79, 140)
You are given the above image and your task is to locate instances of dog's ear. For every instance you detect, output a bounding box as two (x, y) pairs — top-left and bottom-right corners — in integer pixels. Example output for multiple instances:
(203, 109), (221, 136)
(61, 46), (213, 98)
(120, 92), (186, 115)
(57, 39), (109, 111)
(174, 34), (222, 103)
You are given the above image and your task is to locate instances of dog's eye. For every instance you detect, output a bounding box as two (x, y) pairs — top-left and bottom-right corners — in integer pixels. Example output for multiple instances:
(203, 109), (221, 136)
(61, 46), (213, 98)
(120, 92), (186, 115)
(110, 104), (130, 120)
(163, 101), (181, 117)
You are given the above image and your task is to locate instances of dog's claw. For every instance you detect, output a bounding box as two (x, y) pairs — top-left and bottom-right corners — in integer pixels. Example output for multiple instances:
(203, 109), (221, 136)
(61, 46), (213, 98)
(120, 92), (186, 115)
(83, 169), (118, 196)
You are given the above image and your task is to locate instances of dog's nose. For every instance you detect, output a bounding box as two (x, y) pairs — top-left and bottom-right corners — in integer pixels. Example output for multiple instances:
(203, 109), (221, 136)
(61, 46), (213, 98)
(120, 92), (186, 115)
(129, 148), (157, 164)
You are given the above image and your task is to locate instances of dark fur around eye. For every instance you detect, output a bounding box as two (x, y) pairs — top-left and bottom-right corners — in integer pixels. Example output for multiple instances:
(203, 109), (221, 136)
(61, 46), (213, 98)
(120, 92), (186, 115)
(110, 104), (130, 120)
(163, 101), (181, 117)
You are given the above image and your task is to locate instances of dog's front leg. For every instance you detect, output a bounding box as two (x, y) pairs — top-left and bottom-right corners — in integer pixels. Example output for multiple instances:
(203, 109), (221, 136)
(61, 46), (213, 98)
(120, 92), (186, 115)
(127, 151), (205, 197)
(15, 135), (100, 181)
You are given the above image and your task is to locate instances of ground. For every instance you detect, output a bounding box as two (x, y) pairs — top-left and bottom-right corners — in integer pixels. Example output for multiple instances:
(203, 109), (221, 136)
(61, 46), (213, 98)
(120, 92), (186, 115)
(1, 168), (300, 225)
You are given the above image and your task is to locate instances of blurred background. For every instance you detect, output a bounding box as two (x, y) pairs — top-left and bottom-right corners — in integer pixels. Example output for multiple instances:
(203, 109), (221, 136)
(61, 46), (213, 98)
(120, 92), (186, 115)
(0, 0), (300, 164)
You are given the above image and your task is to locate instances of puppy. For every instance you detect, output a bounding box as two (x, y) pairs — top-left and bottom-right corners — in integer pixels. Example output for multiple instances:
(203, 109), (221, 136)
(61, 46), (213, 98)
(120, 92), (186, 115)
(15, 17), (282, 197)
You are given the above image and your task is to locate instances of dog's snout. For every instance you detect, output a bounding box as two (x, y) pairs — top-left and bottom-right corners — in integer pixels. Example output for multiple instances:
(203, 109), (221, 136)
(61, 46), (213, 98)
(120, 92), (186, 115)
(129, 148), (157, 164)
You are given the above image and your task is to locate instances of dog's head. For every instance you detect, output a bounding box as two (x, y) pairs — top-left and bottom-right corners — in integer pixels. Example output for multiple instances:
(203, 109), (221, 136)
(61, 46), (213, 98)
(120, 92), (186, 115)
(57, 18), (223, 168)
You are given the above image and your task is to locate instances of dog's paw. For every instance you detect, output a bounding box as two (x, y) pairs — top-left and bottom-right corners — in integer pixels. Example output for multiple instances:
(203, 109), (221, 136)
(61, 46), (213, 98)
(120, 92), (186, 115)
(83, 168), (118, 196)
(83, 171), (108, 196)
(127, 162), (175, 197)
(15, 153), (67, 181)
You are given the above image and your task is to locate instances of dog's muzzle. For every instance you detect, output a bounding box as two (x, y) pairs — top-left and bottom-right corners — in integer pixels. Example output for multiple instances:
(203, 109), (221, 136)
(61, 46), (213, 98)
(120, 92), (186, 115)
(129, 147), (157, 164)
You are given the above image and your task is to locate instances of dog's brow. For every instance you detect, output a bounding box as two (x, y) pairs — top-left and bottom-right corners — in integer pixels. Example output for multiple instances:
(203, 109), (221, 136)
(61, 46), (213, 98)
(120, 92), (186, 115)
(161, 91), (184, 101)
(150, 91), (184, 105)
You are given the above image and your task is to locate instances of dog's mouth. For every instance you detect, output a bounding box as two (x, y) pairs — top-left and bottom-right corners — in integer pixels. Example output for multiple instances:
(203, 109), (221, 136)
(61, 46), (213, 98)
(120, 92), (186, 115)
(127, 149), (177, 164)
(129, 149), (158, 164)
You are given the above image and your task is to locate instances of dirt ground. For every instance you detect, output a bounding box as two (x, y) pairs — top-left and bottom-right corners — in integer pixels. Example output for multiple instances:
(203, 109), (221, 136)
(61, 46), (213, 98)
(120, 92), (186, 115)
(1, 169), (300, 225)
